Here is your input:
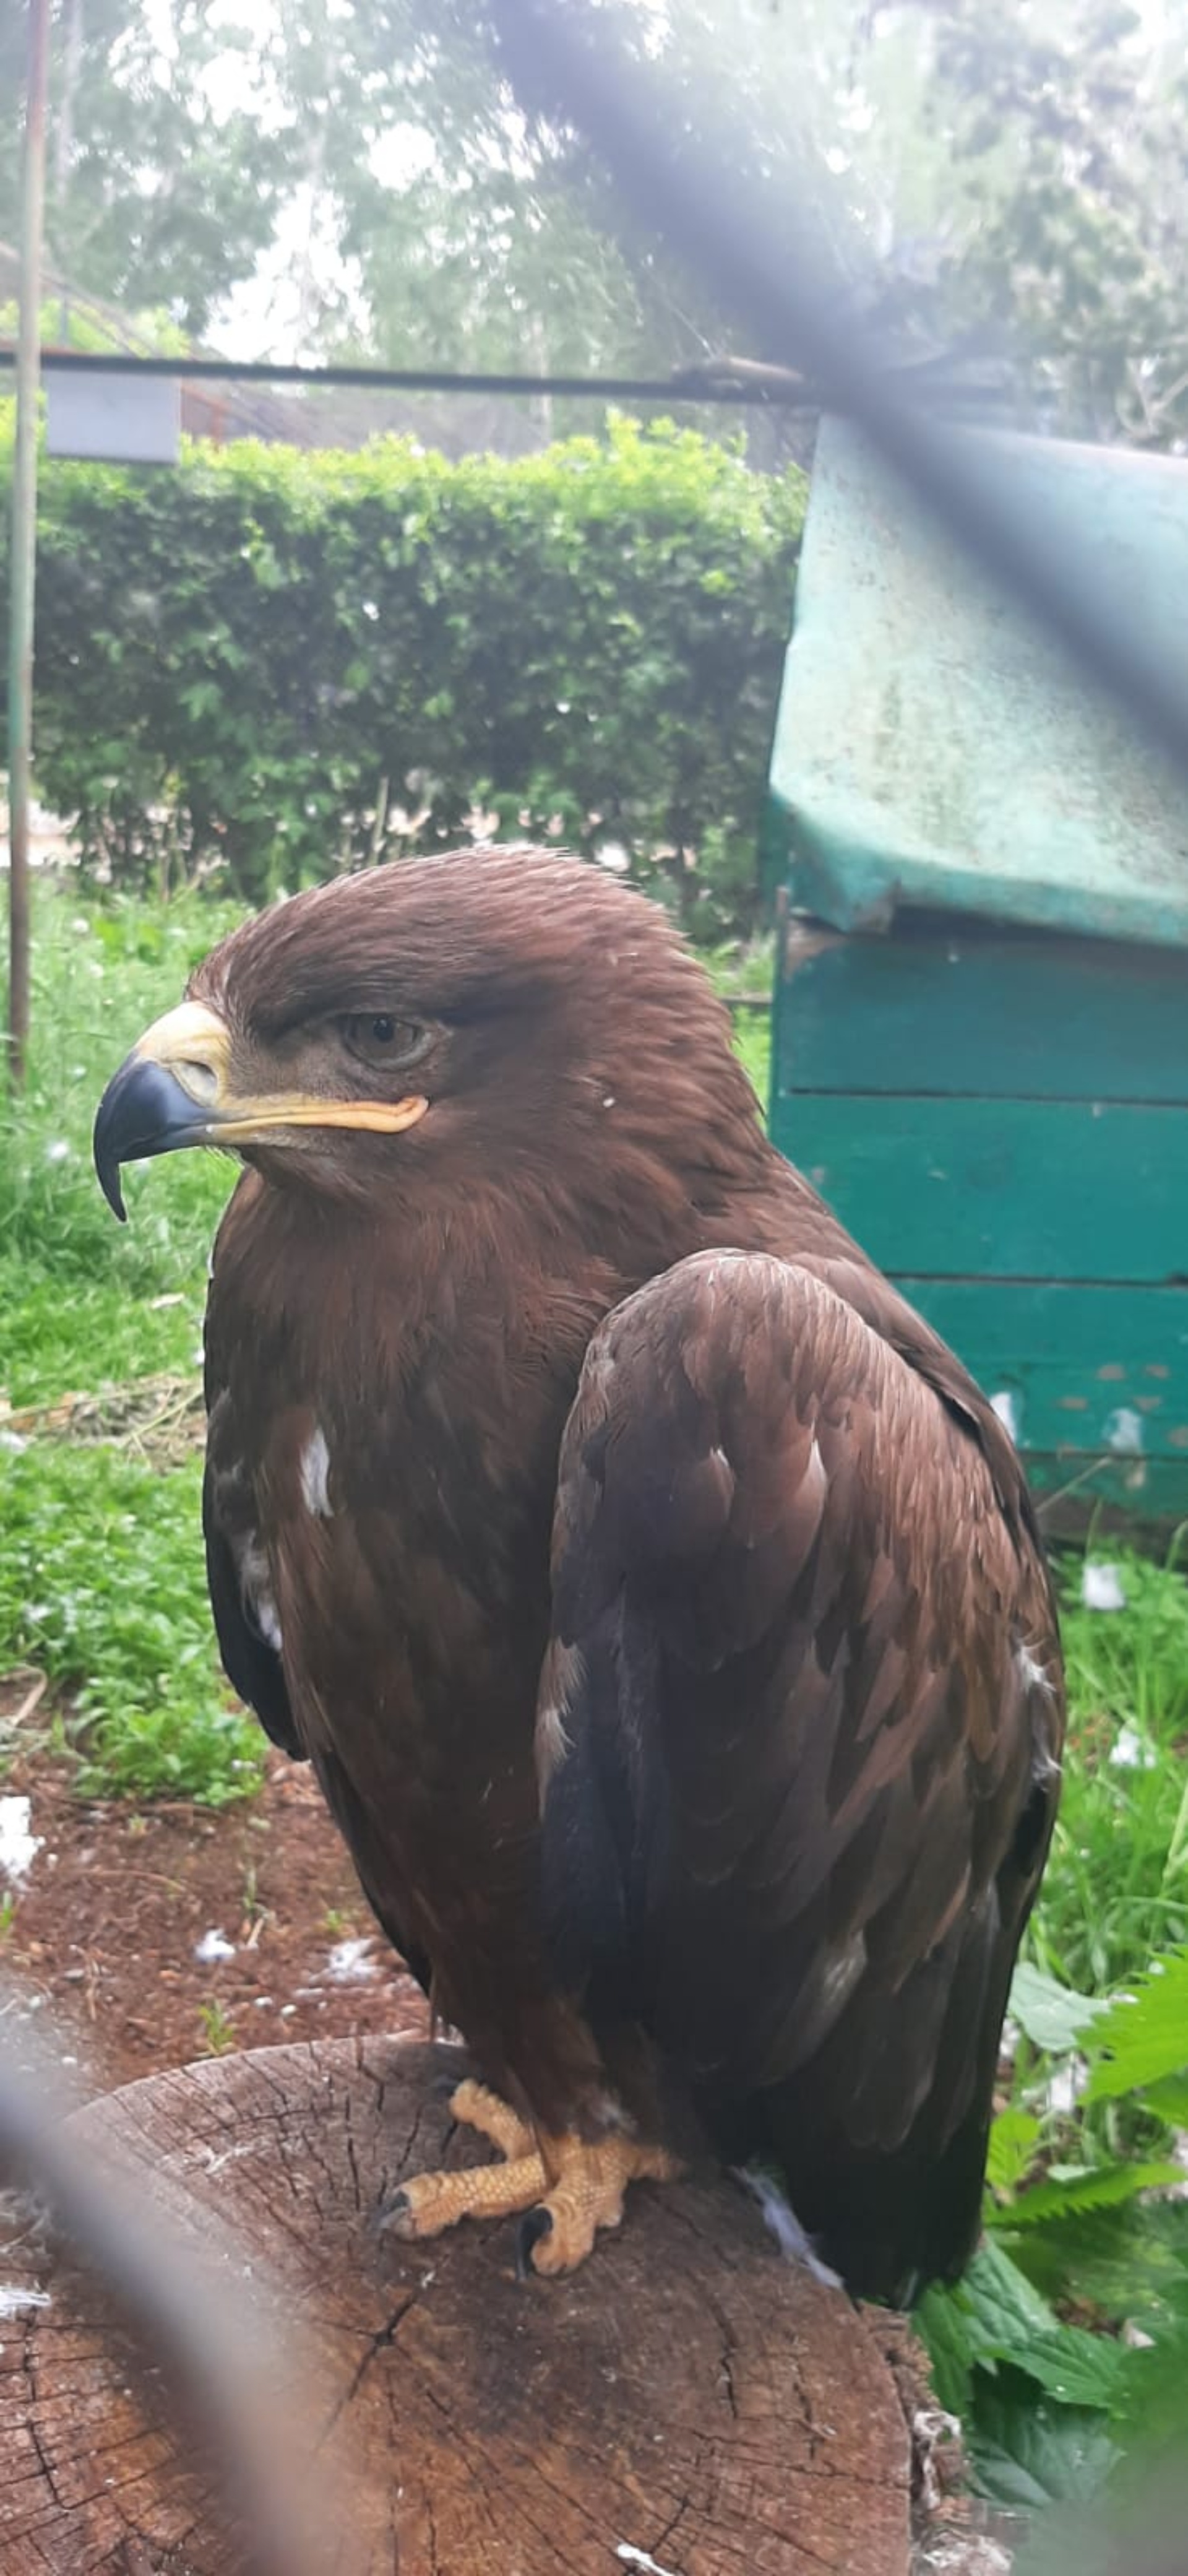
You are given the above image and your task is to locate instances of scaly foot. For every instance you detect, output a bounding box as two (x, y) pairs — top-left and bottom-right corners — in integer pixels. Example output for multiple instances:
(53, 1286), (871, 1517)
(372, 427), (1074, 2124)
(381, 2080), (680, 2275)
(448, 2077), (535, 2162)
(521, 2130), (681, 2276)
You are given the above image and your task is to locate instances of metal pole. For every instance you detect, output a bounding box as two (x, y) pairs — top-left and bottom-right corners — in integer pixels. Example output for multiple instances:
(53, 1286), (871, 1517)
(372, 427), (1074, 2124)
(6, 0), (50, 1090)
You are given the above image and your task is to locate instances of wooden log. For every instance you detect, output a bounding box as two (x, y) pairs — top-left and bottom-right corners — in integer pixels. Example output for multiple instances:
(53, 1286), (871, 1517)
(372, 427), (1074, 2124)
(0, 2036), (913, 2575)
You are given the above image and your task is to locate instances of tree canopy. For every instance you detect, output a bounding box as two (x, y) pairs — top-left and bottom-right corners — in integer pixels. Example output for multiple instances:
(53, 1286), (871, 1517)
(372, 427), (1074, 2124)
(3, 0), (1186, 447)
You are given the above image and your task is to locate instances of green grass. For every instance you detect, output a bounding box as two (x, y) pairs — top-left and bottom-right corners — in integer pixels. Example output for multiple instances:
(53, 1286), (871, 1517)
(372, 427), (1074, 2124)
(1030, 1545), (1188, 1992)
(0, 1439), (263, 1805)
(0, 880), (252, 1802)
(197, 1998), (239, 2057)
(723, 1000), (771, 1105)
(0, 883), (241, 1405)
(705, 938), (773, 1109)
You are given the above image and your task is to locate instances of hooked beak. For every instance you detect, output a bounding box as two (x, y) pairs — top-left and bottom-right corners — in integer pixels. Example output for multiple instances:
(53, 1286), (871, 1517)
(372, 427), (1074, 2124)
(93, 1000), (428, 1222)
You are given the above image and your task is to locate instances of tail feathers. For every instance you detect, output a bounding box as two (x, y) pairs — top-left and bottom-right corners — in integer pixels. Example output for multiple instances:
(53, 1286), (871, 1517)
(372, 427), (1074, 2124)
(728, 1894), (1011, 2306)
(763, 2105), (991, 2306)
(539, 1607), (670, 2001)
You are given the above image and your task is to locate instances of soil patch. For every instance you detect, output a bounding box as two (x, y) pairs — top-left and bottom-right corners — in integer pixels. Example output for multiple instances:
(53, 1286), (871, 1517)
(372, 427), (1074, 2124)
(0, 1698), (429, 2096)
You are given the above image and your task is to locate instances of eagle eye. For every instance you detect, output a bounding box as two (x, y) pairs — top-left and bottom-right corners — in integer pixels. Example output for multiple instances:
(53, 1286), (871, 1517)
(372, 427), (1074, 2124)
(340, 1012), (429, 1070)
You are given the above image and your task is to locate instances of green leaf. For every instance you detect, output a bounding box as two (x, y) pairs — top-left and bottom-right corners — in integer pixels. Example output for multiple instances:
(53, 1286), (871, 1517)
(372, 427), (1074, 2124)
(987, 2107), (1042, 2197)
(1003, 2161), (1185, 2228)
(996, 2327), (1132, 2413)
(915, 2281), (976, 2417)
(969, 2374), (1122, 2510)
(1111, 2319), (1188, 2446)
(936, 2244), (1131, 2413)
(957, 2238), (1061, 2353)
(1085, 1951), (1188, 2101)
(1010, 1961), (1106, 2053)
(997, 2199), (1188, 2325)
(1144, 2074), (1188, 2123)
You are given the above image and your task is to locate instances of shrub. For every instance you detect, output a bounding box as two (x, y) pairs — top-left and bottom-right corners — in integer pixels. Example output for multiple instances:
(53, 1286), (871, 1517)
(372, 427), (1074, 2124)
(0, 410), (804, 938)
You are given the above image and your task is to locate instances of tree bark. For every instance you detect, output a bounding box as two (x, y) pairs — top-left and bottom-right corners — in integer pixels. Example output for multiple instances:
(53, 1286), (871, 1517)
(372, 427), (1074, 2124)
(0, 2036), (912, 2575)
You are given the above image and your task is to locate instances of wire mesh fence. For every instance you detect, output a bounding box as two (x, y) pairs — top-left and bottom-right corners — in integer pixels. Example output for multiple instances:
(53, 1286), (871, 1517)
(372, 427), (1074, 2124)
(4, 4), (1188, 2570)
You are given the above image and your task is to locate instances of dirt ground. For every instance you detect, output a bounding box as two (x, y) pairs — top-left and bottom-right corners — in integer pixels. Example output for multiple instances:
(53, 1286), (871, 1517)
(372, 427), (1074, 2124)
(0, 1698), (430, 2099)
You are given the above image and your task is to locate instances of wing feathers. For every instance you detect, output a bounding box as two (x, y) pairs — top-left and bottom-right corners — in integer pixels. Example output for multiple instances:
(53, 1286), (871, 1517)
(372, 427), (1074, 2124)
(537, 1248), (1063, 2296)
(202, 1435), (301, 1760)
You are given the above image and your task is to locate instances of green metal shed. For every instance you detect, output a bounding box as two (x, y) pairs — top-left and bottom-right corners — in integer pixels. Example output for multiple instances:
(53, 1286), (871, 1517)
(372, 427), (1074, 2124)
(765, 415), (1188, 1521)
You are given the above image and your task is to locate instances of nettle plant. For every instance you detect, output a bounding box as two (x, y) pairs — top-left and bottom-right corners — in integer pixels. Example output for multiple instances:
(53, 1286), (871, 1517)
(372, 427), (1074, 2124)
(917, 1546), (1188, 2520)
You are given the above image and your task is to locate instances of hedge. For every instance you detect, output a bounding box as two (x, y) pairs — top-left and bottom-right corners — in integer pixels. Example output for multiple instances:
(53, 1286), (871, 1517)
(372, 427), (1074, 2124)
(0, 412), (804, 937)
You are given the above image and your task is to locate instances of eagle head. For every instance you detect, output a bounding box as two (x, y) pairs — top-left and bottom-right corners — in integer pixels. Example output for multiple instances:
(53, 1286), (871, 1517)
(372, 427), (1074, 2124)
(93, 847), (760, 1224)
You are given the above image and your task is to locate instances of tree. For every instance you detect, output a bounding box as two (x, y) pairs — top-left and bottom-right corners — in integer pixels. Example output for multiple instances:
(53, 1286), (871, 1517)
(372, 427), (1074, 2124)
(7, 0), (1187, 452)
(1, 0), (292, 340)
(245, 0), (725, 378)
(902, 0), (1188, 447)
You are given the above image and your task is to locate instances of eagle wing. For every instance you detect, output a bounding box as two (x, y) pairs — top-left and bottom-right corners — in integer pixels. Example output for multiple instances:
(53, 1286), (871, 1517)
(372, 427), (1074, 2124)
(202, 1411), (300, 1760)
(536, 1250), (1063, 2299)
(199, 1180), (301, 1760)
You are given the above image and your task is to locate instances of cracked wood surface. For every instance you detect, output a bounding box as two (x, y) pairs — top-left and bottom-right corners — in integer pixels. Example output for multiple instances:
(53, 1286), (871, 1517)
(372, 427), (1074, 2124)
(0, 2036), (911, 2575)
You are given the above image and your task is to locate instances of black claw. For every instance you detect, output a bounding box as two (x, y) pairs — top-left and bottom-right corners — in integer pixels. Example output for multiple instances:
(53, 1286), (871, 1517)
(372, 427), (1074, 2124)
(376, 2187), (411, 2235)
(515, 2205), (553, 2280)
(429, 2059), (468, 2102)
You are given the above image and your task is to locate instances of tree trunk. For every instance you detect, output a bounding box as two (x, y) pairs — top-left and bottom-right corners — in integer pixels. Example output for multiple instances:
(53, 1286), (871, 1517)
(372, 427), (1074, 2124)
(0, 2036), (913, 2575)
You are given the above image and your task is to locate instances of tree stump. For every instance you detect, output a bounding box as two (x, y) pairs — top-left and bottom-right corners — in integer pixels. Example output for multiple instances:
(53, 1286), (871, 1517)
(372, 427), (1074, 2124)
(0, 2037), (913, 2575)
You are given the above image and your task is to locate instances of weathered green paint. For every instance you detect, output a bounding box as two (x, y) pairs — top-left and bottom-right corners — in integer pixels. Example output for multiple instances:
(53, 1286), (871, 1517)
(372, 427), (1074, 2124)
(764, 418), (1188, 1517)
(897, 1278), (1188, 1375)
(1022, 1456), (1188, 1521)
(765, 418), (1188, 947)
(778, 927), (1188, 1104)
(770, 1094), (1188, 1284)
(898, 1280), (1188, 1463)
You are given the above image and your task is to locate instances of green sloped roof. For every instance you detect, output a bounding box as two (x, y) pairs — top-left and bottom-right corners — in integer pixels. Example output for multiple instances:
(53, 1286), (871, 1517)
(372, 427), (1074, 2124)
(767, 416), (1188, 947)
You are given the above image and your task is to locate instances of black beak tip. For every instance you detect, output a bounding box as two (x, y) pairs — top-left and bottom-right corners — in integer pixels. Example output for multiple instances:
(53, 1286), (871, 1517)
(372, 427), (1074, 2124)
(92, 1054), (204, 1224)
(92, 1095), (129, 1224)
(99, 1162), (128, 1224)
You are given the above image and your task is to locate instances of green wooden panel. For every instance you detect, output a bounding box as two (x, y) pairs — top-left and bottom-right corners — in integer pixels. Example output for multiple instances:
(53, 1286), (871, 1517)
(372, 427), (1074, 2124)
(777, 932), (1188, 1105)
(898, 1280), (1188, 1462)
(764, 417), (1188, 948)
(769, 1096), (1188, 1284)
(1025, 1455), (1188, 1519)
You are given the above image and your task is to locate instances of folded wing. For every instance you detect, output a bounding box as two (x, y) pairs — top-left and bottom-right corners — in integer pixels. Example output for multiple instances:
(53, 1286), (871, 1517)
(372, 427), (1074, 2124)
(536, 1250), (1062, 2299)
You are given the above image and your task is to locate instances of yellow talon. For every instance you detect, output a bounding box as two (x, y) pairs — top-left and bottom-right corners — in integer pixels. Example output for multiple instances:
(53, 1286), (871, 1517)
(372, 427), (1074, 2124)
(449, 2078), (535, 2162)
(385, 2148), (549, 2239)
(529, 2134), (682, 2275)
(382, 2082), (682, 2275)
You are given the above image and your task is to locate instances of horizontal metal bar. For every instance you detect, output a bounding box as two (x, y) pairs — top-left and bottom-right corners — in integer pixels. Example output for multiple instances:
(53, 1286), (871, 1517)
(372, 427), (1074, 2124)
(0, 346), (818, 405)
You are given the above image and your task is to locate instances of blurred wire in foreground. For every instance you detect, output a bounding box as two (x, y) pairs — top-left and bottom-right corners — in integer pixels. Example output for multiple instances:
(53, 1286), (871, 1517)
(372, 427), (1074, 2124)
(488, 0), (1188, 790)
(0, 2010), (356, 2576)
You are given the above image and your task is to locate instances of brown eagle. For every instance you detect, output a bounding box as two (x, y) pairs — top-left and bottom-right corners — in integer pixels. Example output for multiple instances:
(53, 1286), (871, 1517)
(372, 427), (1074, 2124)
(93, 849), (1063, 2300)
